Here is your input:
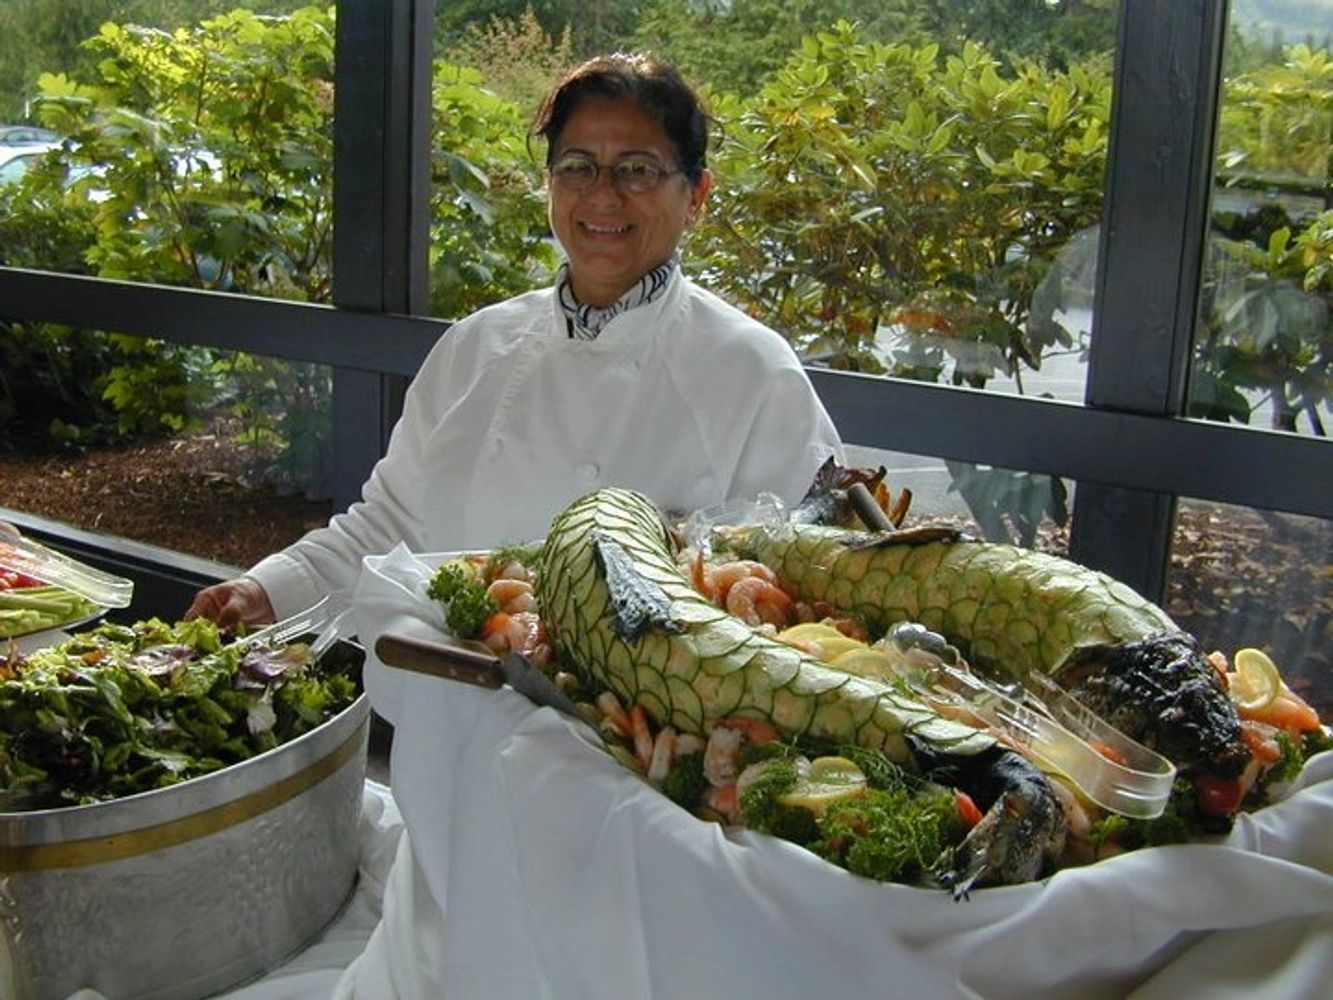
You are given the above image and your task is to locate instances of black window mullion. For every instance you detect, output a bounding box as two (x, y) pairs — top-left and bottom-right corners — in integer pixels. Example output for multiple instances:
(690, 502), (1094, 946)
(1069, 0), (1229, 601)
(330, 0), (433, 511)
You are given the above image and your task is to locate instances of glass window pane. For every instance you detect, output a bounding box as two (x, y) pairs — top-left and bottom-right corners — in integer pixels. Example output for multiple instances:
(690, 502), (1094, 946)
(844, 444), (1072, 554)
(0, 3), (333, 303)
(1191, 5), (1333, 436)
(1169, 499), (1330, 720)
(0, 327), (332, 568)
(431, 6), (1116, 416)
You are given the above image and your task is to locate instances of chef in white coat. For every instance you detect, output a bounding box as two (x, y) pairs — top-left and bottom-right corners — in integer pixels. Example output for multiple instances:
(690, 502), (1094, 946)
(186, 52), (843, 627)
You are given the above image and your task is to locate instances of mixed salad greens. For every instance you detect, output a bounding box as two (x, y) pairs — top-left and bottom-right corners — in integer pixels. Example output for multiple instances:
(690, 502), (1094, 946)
(0, 617), (360, 811)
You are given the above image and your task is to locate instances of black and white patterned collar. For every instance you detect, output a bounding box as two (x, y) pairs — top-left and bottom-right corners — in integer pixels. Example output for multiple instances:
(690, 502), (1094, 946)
(556, 254), (678, 340)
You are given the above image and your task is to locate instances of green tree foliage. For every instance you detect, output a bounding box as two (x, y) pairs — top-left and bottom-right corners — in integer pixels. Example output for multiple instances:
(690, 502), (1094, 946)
(0, 0), (313, 121)
(633, 0), (929, 94)
(918, 0), (1118, 72)
(1195, 208), (1333, 435)
(0, 5), (552, 496)
(694, 23), (1111, 387)
(687, 23), (1111, 543)
(0, 6), (339, 459)
(442, 7), (576, 112)
(1218, 43), (1333, 182)
(434, 0), (641, 59)
(1194, 44), (1333, 436)
(427, 62), (555, 318)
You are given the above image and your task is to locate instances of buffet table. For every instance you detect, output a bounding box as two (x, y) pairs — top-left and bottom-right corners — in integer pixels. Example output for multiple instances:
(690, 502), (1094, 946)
(78, 545), (1333, 1000)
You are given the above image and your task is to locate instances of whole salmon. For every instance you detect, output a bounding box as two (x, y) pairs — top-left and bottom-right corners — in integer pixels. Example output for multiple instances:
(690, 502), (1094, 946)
(537, 487), (1065, 893)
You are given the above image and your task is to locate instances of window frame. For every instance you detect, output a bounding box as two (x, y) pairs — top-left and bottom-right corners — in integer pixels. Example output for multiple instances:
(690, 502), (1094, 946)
(0, 0), (1327, 607)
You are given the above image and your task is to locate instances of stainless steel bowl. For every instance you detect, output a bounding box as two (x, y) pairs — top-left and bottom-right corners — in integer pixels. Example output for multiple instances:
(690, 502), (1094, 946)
(0, 687), (370, 1000)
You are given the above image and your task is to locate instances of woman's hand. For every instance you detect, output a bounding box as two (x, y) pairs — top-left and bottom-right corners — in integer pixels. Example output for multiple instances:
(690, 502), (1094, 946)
(185, 577), (276, 629)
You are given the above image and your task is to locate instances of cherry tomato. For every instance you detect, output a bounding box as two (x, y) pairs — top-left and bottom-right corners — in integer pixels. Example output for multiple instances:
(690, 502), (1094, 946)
(1196, 776), (1243, 817)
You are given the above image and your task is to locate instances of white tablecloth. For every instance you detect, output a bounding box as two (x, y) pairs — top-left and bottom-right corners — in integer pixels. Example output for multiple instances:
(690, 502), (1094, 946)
(75, 549), (1322, 1000)
(220, 726), (1333, 1000)
(182, 544), (1333, 999)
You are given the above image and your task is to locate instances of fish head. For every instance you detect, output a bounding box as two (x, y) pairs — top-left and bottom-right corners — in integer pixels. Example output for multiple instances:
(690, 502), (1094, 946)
(1060, 633), (1250, 818)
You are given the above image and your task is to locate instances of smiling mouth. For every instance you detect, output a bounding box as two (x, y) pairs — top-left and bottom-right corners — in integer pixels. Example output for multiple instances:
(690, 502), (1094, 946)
(582, 222), (631, 235)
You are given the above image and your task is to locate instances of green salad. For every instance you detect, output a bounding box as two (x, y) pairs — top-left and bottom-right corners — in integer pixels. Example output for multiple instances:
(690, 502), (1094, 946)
(0, 617), (359, 811)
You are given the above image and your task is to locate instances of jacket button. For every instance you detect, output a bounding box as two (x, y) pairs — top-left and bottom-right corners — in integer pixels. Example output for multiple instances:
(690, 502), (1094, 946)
(578, 463), (599, 481)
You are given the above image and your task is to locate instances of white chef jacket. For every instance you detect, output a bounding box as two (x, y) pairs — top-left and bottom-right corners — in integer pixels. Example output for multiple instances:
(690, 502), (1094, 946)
(247, 269), (843, 618)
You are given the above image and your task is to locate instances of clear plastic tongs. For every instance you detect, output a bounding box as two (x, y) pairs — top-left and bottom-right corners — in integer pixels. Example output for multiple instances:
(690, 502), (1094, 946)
(844, 484), (1177, 820)
(911, 650), (1177, 819)
(0, 522), (134, 608)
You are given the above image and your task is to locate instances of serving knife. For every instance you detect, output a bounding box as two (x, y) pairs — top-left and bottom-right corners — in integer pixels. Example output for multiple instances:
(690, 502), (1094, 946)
(374, 632), (597, 738)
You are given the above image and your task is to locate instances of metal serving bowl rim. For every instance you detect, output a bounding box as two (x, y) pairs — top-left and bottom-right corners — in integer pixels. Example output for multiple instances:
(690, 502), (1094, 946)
(1, 691), (369, 845)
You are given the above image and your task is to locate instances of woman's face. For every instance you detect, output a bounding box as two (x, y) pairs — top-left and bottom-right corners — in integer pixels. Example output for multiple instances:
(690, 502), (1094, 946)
(548, 97), (710, 308)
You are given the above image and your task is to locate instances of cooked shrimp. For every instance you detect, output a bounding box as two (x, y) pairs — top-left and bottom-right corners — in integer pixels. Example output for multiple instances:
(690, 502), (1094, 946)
(1249, 687), (1322, 734)
(725, 576), (795, 628)
(675, 733), (705, 757)
(481, 610), (547, 659)
(690, 555), (779, 604)
(480, 612), (511, 654)
(1047, 775), (1094, 840)
(1240, 719), (1283, 765)
(596, 690), (631, 736)
(491, 558), (533, 583)
(703, 725), (744, 787)
(647, 727), (677, 786)
(718, 715), (781, 746)
(629, 704), (656, 770)
(506, 611), (547, 659)
(708, 560), (778, 603)
(486, 578), (535, 614)
(704, 782), (740, 824)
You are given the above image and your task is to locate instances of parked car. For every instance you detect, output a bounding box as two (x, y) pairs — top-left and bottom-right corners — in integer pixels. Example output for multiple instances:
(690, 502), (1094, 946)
(0, 142), (58, 185)
(0, 124), (59, 145)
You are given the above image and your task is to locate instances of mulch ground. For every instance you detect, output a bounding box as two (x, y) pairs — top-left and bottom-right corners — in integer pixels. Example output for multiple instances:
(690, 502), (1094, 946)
(2, 431), (1329, 716)
(0, 432), (331, 569)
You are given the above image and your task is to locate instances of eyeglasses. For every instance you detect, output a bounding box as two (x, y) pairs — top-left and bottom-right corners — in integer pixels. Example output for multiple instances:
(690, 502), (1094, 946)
(549, 153), (683, 195)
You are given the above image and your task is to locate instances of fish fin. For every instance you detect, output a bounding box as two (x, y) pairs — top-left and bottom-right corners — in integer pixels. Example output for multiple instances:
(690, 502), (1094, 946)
(592, 532), (684, 642)
(849, 525), (971, 549)
(790, 457), (889, 527)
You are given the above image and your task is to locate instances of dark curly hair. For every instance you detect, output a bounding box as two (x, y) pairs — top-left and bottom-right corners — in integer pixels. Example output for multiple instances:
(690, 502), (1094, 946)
(531, 52), (710, 184)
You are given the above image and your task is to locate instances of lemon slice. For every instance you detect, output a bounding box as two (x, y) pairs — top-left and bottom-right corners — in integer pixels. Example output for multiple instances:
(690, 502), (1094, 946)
(776, 622), (850, 643)
(1229, 647), (1281, 712)
(828, 646), (898, 679)
(777, 755), (868, 814)
(775, 622), (866, 662)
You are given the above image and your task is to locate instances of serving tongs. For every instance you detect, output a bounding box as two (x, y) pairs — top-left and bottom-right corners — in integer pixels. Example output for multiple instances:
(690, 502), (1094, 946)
(234, 595), (335, 650)
(847, 484), (1177, 819)
(913, 658), (1177, 818)
(0, 527), (134, 608)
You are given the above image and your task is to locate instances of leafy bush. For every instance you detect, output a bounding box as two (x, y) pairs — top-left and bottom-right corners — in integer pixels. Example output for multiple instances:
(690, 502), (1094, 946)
(0, 8), (1325, 532)
(690, 25), (1110, 540)
(428, 61), (556, 318)
(695, 24), (1111, 380)
(0, 6), (553, 493)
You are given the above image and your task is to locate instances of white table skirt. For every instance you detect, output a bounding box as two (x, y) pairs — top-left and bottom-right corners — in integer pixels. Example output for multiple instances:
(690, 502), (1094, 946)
(71, 541), (1333, 1000)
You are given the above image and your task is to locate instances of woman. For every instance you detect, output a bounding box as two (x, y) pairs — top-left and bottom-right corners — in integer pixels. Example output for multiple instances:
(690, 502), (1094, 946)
(187, 52), (843, 627)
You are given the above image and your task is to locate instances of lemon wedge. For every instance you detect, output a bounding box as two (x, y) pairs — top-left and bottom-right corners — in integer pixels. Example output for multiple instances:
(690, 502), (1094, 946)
(1228, 647), (1281, 712)
(775, 622), (849, 643)
(828, 646), (898, 679)
(775, 622), (866, 662)
(777, 756), (868, 814)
